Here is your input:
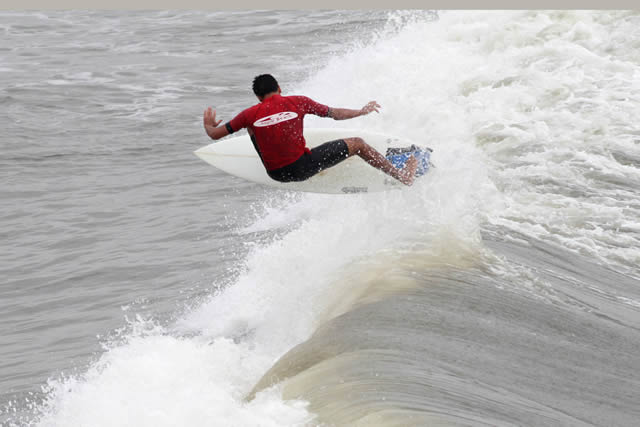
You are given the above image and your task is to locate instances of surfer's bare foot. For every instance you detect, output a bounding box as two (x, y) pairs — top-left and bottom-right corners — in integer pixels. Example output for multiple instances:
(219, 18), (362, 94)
(399, 155), (418, 186)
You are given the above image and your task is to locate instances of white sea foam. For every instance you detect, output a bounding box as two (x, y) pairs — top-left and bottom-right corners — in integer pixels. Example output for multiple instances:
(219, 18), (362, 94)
(35, 320), (312, 427)
(301, 10), (640, 274)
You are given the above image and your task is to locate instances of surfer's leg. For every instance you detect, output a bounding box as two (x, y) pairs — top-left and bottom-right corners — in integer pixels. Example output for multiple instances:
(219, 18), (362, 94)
(269, 139), (351, 182)
(344, 137), (417, 186)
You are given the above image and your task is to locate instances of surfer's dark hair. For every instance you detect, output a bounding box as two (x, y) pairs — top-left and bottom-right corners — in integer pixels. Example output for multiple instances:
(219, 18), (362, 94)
(253, 74), (279, 97)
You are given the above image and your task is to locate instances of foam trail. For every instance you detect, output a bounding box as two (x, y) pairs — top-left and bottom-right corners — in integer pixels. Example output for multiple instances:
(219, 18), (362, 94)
(302, 10), (640, 275)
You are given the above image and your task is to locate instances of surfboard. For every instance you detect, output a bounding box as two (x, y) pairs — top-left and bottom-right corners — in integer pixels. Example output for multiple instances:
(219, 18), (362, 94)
(194, 128), (432, 194)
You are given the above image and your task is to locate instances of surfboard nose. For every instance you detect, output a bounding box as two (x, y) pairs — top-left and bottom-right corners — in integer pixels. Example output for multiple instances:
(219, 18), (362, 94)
(194, 144), (216, 160)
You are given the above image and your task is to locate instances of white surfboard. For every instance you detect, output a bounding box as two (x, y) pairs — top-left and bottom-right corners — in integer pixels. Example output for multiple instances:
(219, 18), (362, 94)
(194, 128), (430, 194)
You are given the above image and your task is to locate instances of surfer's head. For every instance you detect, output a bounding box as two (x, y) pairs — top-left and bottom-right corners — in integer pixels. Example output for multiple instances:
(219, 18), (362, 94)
(253, 74), (281, 101)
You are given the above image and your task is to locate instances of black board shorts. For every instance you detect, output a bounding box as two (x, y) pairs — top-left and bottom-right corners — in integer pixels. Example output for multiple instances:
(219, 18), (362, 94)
(267, 139), (350, 183)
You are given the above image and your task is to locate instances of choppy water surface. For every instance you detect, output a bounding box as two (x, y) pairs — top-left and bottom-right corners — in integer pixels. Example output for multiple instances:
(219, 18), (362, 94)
(1, 10), (639, 427)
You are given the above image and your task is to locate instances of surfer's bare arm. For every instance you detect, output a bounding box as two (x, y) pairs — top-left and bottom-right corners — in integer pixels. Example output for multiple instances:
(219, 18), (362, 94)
(329, 101), (380, 120)
(203, 107), (229, 140)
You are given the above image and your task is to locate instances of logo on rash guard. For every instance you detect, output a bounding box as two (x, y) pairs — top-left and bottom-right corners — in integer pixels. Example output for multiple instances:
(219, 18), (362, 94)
(253, 112), (298, 127)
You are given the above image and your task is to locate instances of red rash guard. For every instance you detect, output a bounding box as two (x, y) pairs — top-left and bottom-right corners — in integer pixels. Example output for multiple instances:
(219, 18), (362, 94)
(225, 94), (330, 171)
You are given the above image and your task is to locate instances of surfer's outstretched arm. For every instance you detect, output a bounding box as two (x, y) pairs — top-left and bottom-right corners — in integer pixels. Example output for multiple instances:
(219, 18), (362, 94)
(203, 107), (230, 140)
(329, 101), (380, 120)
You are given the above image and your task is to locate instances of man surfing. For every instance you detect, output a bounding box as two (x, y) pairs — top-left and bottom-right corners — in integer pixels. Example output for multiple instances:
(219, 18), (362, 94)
(203, 74), (417, 186)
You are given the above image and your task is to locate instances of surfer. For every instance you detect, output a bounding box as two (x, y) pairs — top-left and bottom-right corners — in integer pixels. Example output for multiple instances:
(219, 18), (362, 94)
(203, 74), (417, 185)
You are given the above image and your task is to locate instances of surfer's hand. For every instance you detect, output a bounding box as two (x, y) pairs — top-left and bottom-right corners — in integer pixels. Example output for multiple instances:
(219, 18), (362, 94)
(360, 101), (381, 115)
(204, 107), (222, 129)
(203, 107), (229, 140)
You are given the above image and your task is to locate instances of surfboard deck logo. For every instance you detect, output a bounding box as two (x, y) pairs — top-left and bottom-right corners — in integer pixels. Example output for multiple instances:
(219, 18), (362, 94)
(253, 112), (298, 127)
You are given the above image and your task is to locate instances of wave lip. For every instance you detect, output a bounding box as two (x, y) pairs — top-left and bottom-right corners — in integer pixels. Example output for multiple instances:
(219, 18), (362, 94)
(249, 231), (640, 426)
